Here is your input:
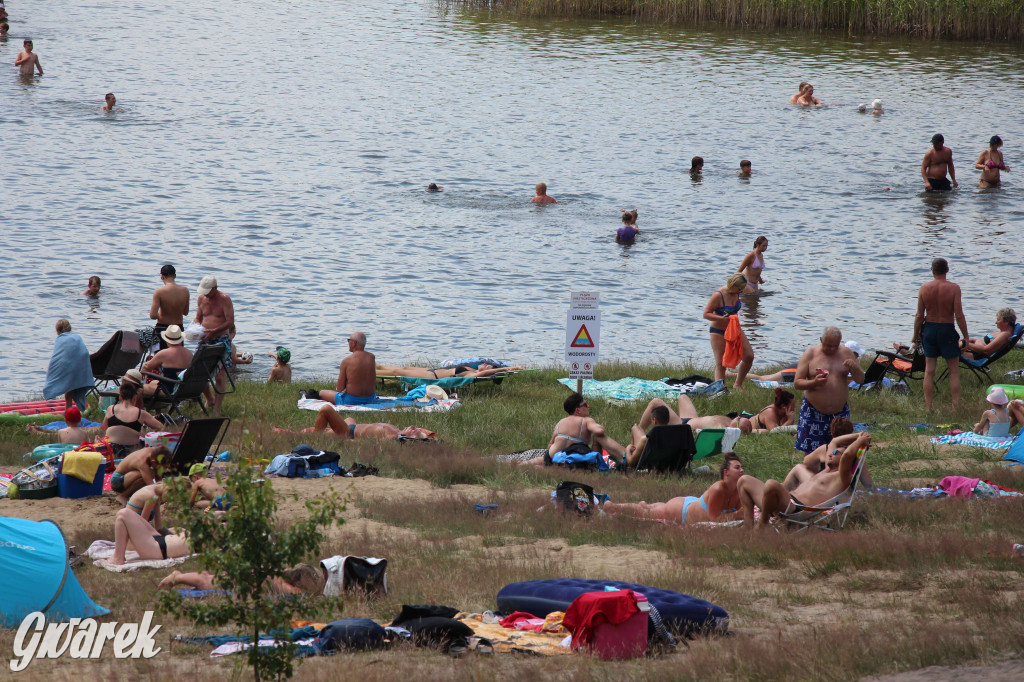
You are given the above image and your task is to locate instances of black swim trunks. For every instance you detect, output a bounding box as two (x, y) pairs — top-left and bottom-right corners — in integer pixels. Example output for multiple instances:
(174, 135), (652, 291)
(921, 322), (960, 359)
(927, 177), (952, 191)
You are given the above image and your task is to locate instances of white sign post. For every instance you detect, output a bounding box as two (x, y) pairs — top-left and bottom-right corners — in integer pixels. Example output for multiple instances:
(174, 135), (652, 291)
(565, 292), (600, 394)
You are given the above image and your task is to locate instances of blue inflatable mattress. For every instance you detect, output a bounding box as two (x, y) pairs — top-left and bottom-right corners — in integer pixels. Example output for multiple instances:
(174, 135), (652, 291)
(496, 578), (728, 635)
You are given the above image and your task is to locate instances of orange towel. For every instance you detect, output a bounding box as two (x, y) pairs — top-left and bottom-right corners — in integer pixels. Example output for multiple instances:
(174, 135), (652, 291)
(722, 315), (743, 369)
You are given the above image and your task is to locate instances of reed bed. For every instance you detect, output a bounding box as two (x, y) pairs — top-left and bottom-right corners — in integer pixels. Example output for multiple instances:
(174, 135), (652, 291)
(445, 0), (1024, 41)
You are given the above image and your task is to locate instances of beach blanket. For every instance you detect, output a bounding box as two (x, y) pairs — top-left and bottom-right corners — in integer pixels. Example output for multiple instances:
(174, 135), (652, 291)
(930, 433), (1015, 450)
(751, 379), (792, 389)
(296, 397), (461, 413)
(86, 539), (192, 572)
(496, 449), (547, 463)
(43, 332), (93, 409)
(39, 418), (102, 429)
(439, 357), (509, 369)
(457, 615), (570, 656)
(176, 588), (232, 599)
(557, 377), (682, 401)
(391, 375), (478, 390)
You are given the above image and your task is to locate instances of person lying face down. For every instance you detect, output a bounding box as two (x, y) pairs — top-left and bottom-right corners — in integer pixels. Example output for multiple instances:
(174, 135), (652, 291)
(158, 563), (325, 595)
(279, 404), (436, 441)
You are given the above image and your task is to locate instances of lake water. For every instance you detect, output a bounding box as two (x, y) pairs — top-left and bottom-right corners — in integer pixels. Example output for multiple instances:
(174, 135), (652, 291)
(2, 1), (1022, 401)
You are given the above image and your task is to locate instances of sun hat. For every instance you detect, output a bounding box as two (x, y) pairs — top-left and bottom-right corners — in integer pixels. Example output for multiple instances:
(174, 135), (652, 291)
(987, 386), (1009, 405)
(276, 346), (291, 364)
(871, 99), (882, 109)
(844, 340), (864, 357)
(64, 406), (82, 425)
(424, 385), (448, 401)
(161, 324), (184, 345)
(123, 369), (145, 386)
(188, 462), (209, 477)
(197, 275), (218, 296)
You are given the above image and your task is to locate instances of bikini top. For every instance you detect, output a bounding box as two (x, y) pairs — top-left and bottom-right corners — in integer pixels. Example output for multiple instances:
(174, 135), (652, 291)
(714, 291), (742, 316)
(751, 253), (765, 269)
(556, 419), (587, 444)
(107, 406), (143, 431)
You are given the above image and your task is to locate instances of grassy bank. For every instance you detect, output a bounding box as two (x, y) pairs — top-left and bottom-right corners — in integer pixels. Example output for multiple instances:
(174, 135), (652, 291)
(445, 0), (1024, 42)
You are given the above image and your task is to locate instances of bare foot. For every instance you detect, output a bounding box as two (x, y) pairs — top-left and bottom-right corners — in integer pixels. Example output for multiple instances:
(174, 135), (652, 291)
(158, 570), (183, 589)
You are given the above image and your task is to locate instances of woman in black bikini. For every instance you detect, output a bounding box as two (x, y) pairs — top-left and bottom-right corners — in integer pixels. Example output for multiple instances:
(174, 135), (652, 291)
(101, 382), (166, 457)
(703, 273), (754, 390)
(374, 363), (525, 379)
(105, 507), (189, 565)
(750, 388), (796, 432)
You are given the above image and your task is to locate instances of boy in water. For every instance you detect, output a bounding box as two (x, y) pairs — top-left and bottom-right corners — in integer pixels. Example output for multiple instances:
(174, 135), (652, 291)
(102, 93), (117, 111)
(15, 39), (43, 75)
(530, 182), (557, 204)
(739, 160), (752, 177)
(84, 276), (101, 296)
(267, 346), (292, 384)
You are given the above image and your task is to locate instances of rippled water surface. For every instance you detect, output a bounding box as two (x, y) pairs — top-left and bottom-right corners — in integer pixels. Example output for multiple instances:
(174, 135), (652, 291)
(2, 1), (1022, 399)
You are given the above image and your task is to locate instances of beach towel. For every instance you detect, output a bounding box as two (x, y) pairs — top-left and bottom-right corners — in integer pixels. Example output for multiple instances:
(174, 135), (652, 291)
(930, 433), (1014, 450)
(85, 539), (192, 572)
(722, 316), (743, 369)
(393, 375), (478, 390)
(496, 449), (548, 463)
(438, 357), (509, 369)
(43, 332), (94, 409)
(176, 588), (232, 599)
(296, 397), (461, 413)
(752, 379), (793, 389)
(557, 377), (682, 401)
(40, 418), (101, 429)
(61, 451), (104, 483)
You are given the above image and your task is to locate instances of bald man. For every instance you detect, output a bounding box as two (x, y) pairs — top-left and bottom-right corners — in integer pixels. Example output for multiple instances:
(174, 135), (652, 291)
(793, 327), (865, 453)
(317, 331), (378, 405)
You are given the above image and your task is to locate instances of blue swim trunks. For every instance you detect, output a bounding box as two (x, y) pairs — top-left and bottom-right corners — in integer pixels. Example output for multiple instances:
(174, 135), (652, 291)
(200, 334), (234, 369)
(795, 398), (850, 453)
(110, 471), (125, 493)
(334, 392), (377, 406)
(921, 322), (960, 359)
(212, 495), (232, 511)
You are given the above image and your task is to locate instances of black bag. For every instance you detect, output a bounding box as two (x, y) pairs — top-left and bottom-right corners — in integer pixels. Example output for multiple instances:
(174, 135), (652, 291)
(315, 618), (388, 652)
(555, 481), (595, 515)
(392, 604), (460, 626)
(343, 556), (388, 596)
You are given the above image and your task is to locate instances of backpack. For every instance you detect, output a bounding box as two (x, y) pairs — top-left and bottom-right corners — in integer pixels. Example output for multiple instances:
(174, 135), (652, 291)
(556, 481), (595, 515)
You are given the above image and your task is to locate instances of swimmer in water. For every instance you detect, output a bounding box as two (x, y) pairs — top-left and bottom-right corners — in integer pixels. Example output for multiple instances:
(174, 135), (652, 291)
(427, 183), (443, 192)
(857, 99), (883, 115)
(975, 135), (1009, 189)
(84, 275), (101, 296)
(739, 160), (752, 177)
(102, 93), (116, 111)
(789, 82), (809, 104)
(690, 156), (704, 176)
(796, 84), (822, 107)
(736, 236), (767, 293)
(616, 209), (638, 244)
(530, 182), (556, 204)
(15, 39), (43, 76)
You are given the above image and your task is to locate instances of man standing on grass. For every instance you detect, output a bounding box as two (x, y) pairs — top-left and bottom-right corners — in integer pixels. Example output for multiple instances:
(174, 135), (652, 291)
(914, 257), (968, 412)
(792, 327), (865, 454)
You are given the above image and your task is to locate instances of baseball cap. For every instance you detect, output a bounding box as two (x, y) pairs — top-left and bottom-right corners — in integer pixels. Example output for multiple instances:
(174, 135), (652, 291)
(188, 463), (209, 477)
(197, 275), (217, 296)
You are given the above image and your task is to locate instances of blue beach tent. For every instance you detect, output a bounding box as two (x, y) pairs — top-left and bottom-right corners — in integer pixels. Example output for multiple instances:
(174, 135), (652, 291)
(0, 517), (108, 628)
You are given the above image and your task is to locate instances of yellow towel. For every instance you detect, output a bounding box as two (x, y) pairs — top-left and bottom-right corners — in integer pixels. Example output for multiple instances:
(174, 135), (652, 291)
(62, 451), (104, 483)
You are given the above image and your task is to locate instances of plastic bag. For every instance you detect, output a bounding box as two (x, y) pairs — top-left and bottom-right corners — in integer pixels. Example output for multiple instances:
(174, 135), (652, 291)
(184, 321), (205, 341)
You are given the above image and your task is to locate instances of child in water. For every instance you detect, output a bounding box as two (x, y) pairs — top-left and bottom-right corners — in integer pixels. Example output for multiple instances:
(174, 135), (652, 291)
(84, 276), (101, 296)
(616, 209), (639, 244)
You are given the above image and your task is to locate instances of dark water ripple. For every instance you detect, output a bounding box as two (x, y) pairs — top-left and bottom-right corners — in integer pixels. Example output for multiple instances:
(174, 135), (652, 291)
(0, 1), (1022, 399)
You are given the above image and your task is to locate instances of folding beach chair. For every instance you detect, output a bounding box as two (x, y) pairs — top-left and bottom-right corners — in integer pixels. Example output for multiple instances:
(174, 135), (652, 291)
(143, 344), (235, 416)
(939, 323), (1024, 385)
(89, 330), (144, 391)
(631, 424), (696, 474)
(858, 348), (924, 391)
(777, 447), (869, 532)
(157, 417), (229, 475)
(691, 427), (744, 464)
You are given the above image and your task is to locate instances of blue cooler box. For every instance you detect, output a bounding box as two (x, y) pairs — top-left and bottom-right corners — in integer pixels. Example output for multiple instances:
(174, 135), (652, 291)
(57, 466), (104, 498)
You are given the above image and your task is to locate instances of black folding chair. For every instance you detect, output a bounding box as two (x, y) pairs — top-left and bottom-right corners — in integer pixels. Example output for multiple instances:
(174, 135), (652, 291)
(632, 424), (696, 474)
(939, 323), (1024, 384)
(859, 349), (925, 391)
(143, 344), (235, 416)
(89, 330), (143, 393)
(157, 417), (230, 475)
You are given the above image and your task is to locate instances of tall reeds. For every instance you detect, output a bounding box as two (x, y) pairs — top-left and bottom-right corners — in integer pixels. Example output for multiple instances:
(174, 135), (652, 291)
(445, 0), (1024, 41)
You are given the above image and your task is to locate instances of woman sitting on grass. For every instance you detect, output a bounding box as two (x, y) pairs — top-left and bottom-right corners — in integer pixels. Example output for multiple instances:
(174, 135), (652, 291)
(374, 363), (524, 379)
(749, 388), (797, 432)
(157, 564), (325, 595)
(603, 453), (751, 525)
(974, 387), (1012, 438)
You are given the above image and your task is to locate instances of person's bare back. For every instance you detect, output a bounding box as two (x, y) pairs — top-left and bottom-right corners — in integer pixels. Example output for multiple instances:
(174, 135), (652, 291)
(548, 415), (598, 457)
(151, 278), (189, 326)
(917, 279), (960, 324)
(339, 350), (376, 397)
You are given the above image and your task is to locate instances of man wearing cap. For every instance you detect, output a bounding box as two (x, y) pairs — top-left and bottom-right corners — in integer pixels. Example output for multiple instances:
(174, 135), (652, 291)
(314, 331), (377, 406)
(195, 275), (234, 414)
(150, 265), (189, 349)
(140, 325), (193, 396)
(922, 133), (958, 191)
(267, 347), (292, 384)
(792, 327), (865, 454)
(913, 257), (968, 411)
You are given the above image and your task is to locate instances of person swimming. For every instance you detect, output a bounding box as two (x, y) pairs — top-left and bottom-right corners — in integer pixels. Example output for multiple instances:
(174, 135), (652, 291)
(616, 209), (638, 244)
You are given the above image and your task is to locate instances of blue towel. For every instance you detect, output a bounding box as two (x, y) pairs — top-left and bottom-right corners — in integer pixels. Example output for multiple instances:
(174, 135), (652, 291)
(175, 588), (232, 599)
(551, 450), (609, 470)
(40, 419), (101, 430)
(43, 333), (94, 409)
(399, 375), (477, 389)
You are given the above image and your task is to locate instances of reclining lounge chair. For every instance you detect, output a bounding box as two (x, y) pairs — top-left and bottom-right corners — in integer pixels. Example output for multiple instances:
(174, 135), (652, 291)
(778, 447), (869, 532)
(939, 323), (1024, 384)
(143, 344), (235, 416)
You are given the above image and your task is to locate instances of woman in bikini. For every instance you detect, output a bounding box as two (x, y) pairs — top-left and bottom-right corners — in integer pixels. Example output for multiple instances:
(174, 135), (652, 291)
(750, 388), (796, 432)
(604, 453), (749, 525)
(736, 235), (768, 293)
(703, 273), (754, 390)
(975, 135), (1010, 188)
(104, 507), (190, 566)
(101, 382), (166, 457)
(374, 363), (525, 379)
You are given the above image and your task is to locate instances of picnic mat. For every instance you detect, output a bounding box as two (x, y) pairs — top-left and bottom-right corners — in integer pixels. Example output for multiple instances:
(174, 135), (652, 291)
(86, 539), (192, 572)
(930, 433), (1015, 450)
(557, 377), (684, 401)
(297, 397), (462, 413)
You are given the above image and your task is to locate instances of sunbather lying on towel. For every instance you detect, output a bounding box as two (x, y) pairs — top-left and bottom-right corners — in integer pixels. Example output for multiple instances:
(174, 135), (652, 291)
(375, 363), (525, 379)
(281, 404), (437, 440)
(103, 508), (190, 565)
(636, 396), (753, 433)
(157, 563), (324, 595)
(739, 431), (870, 530)
(604, 453), (749, 525)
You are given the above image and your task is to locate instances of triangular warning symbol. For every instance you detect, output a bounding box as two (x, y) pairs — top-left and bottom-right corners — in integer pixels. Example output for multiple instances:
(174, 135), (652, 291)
(570, 324), (594, 347)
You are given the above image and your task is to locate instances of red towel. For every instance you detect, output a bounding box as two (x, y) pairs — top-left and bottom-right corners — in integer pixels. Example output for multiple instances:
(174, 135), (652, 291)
(722, 315), (743, 369)
(562, 591), (640, 650)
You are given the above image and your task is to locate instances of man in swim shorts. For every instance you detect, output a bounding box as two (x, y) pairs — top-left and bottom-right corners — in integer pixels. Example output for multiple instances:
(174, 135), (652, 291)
(913, 257), (969, 411)
(922, 133), (958, 191)
(316, 331), (378, 405)
(792, 327), (864, 453)
(150, 264), (189, 349)
(623, 396), (752, 467)
(195, 275), (234, 414)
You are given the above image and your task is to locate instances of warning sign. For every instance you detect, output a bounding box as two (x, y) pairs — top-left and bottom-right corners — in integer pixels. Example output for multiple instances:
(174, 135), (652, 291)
(565, 293), (600, 378)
